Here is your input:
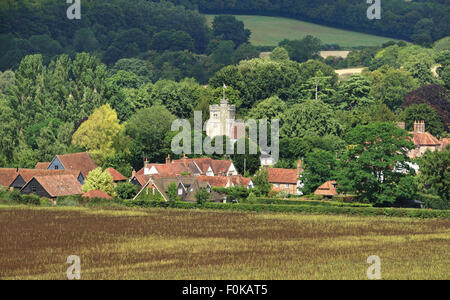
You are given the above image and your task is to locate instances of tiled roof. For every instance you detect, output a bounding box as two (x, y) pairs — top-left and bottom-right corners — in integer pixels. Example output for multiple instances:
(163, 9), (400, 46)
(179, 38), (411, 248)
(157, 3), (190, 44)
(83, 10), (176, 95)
(35, 162), (50, 169)
(440, 138), (449, 150)
(31, 174), (83, 198)
(82, 190), (112, 200)
(132, 174), (151, 186)
(314, 181), (338, 197)
(197, 175), (229, 188)
(211, 160), (232, 175)
(105, 168), (127, 182)
(267, 168), (299, 184)
(409, 132), (441, 147)
(15, 169), (81, 184)
(55, 152), (98, 177)
(0, 168), (19, 187)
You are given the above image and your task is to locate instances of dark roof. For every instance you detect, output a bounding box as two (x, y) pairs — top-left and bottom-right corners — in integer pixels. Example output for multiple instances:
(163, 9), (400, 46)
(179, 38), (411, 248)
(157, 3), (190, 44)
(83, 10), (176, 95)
(26, 174), (83, 198)
(55, 152), (98, 177)
(13, 169), (81, 185)
(105, 168), (127, 182)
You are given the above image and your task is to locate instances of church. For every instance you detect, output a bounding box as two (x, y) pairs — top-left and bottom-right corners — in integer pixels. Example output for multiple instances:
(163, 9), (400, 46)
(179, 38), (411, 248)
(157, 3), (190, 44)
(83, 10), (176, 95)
(205, 97), (246, 142)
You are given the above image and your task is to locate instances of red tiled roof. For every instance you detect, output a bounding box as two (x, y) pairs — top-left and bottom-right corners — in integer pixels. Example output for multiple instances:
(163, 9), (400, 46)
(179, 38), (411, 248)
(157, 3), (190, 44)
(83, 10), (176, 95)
(197, 176), (229, 188)
(15, 169), (81, 184)
(0, 168), (19, 187)
(314, 181), (338, 197)
(55, 152), (98, 178)
(32, 174), (83, 198)
(409, 132), (441, 147)
(35, 162), (50, 169)
(105, 168), (127, 182)
(267, 168), (299, 184)
(82, 190), (112, 200)
(133, 174), (151, 186)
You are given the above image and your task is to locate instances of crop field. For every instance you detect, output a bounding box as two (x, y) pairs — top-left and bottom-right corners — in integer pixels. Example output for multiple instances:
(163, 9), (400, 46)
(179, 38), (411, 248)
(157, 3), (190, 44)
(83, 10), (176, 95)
(205, 15), (400, 47)
(1, 206), (449, 280)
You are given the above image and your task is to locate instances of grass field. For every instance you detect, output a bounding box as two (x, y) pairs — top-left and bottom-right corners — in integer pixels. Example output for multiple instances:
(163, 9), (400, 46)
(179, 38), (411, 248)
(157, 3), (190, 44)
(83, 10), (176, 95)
(205, 14), (400, 47)
(1, 206), (449, 280)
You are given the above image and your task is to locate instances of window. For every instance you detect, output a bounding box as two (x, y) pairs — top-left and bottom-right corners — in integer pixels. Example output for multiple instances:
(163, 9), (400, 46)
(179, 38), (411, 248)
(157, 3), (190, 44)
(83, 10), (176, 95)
(276, 184), (280, 188)
(178, 188), (183, 196)
(31, 184), (36, 193)
(286, 184), (290, 189)
(54, 165), (59, 170)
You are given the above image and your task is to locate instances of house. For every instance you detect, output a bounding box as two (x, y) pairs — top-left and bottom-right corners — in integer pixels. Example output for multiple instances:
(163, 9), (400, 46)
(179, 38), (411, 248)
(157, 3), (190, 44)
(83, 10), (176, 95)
(440, 137), (449, 151)
(20, 174), (83, 199)
(46, 152), (98, 181)
(267, 161), (303, 195)
(197, 175), (254, 189)
(9, 169), (83, 190)
(82, 190), (112, 200)
(130, 174), (151, 188)
(406, 121), (442, 158)
(35, 162), (50, 169)
(137, 155), (238, 177)
(0, 168), (20, 188)
(133, 176), (213, 202)
(105, 168), (127, 184)
(314, 181), (339, 198)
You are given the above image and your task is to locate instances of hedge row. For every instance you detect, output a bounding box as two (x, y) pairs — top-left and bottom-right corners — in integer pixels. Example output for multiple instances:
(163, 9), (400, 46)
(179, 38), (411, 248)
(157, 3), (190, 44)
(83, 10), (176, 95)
(250, 197), (372, 208)
(123, 200), (450, 219)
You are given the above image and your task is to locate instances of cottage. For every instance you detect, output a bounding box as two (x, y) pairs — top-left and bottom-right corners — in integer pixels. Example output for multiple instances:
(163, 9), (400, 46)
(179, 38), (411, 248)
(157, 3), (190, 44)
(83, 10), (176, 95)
(267, 161), (303, 195)
(197, 175), (253, 189)
(105, 168), (127, 184)
(46, 152), (98, 181)
(406, 121), (442, 158)
(20, 174), (83, 199)
(9, 169), (83, 190)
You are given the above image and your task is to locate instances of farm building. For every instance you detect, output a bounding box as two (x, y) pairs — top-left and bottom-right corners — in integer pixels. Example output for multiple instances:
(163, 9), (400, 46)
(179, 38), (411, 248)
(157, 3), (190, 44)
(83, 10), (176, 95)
(82, 190), (112, 200)
(9, 169), (83, 190)
(314, 181), (339, 198)
(44, 152), (98, 180)
(20, 174), (83, 199)
(105, 168), (127, 184)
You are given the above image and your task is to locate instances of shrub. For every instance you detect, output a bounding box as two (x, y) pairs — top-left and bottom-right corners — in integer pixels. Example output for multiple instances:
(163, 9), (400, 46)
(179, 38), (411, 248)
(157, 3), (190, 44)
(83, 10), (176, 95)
(115, 182), (138, 200)
(418, 193), (449, 210)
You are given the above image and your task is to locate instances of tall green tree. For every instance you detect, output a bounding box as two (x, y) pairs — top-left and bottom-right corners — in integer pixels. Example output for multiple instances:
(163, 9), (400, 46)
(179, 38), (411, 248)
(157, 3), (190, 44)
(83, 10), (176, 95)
(302, 149), (338, 194)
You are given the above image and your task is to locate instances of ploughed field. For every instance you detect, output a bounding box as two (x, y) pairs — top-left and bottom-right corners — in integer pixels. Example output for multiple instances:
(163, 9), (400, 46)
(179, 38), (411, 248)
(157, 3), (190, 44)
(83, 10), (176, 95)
(1, 206), (449, 280)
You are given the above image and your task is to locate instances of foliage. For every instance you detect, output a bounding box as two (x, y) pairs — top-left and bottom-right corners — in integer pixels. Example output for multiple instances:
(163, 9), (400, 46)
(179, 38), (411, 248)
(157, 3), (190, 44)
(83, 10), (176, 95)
(116, 182), (138, 200)
(400, 104), (444, 137)
(83, 167), (117, 197)
(195, 188), (211, 205)
(252, 169), (272, 196)
(212, 15), (251, 48)
(336, 123), (415, 205)
(417, 148), (449, 205)
(302, 149), (337, 195)
(167, 182), (180, 204)
(279, 36), (322, 63)
(231, 137), (261, 176)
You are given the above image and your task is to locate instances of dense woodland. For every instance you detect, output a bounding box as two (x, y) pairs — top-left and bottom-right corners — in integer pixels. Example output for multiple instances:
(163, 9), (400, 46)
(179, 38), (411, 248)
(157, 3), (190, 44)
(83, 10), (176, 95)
(0, 0), (449, 206)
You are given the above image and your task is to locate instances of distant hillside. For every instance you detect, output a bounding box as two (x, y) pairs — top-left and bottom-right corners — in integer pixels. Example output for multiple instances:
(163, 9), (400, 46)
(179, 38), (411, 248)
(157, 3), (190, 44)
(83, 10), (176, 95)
(205, 14), (400, 48)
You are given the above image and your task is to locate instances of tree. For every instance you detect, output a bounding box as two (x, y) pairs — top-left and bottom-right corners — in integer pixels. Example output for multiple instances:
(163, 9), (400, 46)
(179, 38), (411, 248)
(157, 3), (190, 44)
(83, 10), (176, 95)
(279, 36), (322, 63)
(115, 182), (138, 200)
(248, 96), (287, 121)
(370, 66), (419, 112)
(0, 101), (19, 164)
(417, 148), (449, 206)
(336, 123), (415, 204)
(72, 104), (128, 165)
(125, 105), (176, 168)
(252, 168), (272, 196)
(212, 15), (251, 48)
(83, 167), (116, 197)
(270, 47), (290, 61)
(167, 182), (180, 204)
(401, 104), (444, 137)
(332, 74), (374, 110)
(232, 137), (261, 176)
(195, 188), (211, 205)
(302, 149), (337, 194)
(280, 100), (342, 139)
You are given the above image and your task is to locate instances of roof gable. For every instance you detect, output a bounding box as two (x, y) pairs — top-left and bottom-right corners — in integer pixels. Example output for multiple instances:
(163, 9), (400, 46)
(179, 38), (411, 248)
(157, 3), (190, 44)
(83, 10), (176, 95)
(23, 174), (83, 198)
(54, 152), (98, 177)
(267, 168), (299, 184)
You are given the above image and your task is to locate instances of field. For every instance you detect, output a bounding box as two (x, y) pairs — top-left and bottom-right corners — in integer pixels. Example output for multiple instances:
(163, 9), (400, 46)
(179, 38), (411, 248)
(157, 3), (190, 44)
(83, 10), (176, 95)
(205, 14), (400, 47)
(1, 206), (449, 280)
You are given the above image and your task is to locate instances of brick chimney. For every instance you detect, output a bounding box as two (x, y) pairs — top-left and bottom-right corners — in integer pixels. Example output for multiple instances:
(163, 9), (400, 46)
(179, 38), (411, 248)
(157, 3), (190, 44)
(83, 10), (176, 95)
(227, 171), (232, 187)
(166, 154), (171, 165)
(144, 158), (150, 175)
(131, 169), (136, 178)
(396, 122), (405, 130)
(182, 153), (188, 167)
(414, 121), (426, 133)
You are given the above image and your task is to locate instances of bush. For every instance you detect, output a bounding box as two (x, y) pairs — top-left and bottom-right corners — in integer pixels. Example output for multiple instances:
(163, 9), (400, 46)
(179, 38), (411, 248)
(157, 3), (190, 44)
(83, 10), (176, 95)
(115, 182), (138, 200)
(332, 195), (357, 203)
(418, 193), (449, 210)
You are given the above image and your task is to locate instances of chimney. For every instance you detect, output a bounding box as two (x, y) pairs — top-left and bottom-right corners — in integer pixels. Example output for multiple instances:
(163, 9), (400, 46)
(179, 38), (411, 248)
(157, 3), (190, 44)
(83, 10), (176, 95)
(414, 121), (426, 133)
(131, 169), (136, 178)
(166, 154), (171, 165)
(297, 160), (304, 176)
(227, 172), (232, 187)
(182, 153), (188, 167)
(144, 158), (150, 175)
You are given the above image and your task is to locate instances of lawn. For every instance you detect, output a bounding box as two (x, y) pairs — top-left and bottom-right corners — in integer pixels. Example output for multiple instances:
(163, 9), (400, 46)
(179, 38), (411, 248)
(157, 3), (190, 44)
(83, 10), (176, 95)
(205, 14), (400, 47)
(1, 206), (449, 280)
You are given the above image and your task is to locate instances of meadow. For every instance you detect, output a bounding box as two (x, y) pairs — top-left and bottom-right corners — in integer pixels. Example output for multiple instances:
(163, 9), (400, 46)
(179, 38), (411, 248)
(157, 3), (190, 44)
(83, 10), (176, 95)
(1, 206), (449, 280)
(205, 14), (400, 47)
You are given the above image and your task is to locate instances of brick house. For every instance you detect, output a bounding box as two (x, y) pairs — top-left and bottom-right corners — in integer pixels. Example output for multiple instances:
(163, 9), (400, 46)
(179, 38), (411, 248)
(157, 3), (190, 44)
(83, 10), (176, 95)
(267, 161), (303, 195)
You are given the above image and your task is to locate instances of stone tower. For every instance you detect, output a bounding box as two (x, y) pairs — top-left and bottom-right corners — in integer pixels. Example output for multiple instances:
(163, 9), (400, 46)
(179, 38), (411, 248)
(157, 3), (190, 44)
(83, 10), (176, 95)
(206, 98), (245, 141)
